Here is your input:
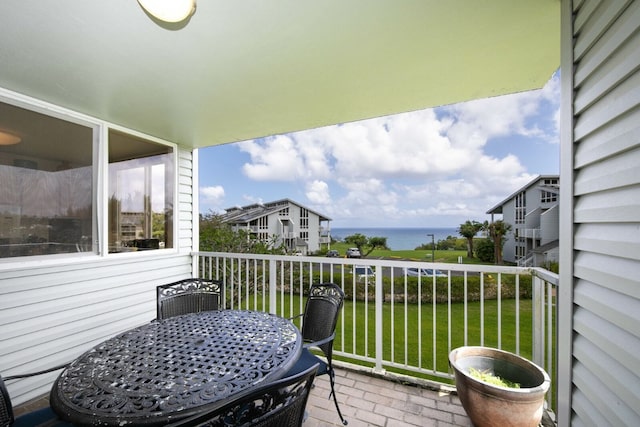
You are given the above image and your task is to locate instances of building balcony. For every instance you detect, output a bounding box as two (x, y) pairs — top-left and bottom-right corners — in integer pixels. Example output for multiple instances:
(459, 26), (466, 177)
(12, 253), (558, 426)
(195, 251), (559, 424)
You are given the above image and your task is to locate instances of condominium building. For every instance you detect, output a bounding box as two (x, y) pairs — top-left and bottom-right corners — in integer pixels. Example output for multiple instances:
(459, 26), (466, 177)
(220, 199), (331, 254)
(486, 175), (559, 266)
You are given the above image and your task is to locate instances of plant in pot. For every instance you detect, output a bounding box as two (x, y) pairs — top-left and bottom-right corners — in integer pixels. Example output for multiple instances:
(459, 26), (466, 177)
(449, 346), (550, 427)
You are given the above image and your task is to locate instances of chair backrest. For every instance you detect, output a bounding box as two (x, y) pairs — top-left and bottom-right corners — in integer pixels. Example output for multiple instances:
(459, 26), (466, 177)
(157, 278), (222, 320)
(301, 283), (345, 360)
(168, 364), (318, 427)
(1, 375), (15, 427)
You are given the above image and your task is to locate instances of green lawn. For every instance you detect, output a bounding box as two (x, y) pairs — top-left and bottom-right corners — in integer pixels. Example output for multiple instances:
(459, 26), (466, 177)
(342, 298), (531, 380)
(328, 241), (484, 264)
(251, 294), (533, 383)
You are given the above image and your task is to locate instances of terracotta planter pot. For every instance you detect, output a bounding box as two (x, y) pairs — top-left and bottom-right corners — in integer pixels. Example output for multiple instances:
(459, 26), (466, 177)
(449, 346), (550, 427)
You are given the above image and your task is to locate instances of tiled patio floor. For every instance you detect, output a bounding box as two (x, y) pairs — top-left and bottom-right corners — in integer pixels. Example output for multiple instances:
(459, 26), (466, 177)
(14, 367), (471, 426)
(306, 367), (471, 427)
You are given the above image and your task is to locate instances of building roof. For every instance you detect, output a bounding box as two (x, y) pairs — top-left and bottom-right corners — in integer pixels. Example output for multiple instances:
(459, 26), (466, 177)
(486, 175), (560, 215)
(221, 199), (331, 224)
(0, 1), (559, 150)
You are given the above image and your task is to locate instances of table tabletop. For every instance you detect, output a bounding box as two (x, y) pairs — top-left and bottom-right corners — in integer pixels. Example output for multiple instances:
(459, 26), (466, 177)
(50, 310), (302, 426)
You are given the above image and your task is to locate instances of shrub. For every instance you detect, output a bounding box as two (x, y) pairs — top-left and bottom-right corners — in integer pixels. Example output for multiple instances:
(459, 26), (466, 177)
(476, 238), (495, 263)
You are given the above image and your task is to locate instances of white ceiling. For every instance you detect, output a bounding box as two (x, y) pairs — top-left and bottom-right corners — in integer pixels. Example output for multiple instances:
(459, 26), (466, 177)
(0, 1), (560, 149)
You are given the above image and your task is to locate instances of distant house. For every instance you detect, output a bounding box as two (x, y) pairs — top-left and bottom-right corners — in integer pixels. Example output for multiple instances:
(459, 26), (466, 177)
(220, 199), (331, 255)
(486, 175), (559, 266)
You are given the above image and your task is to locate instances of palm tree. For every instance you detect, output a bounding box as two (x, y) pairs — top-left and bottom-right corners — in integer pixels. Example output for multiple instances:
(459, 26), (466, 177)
(458, 220), (483, 258)
(485, 220), (512, 265)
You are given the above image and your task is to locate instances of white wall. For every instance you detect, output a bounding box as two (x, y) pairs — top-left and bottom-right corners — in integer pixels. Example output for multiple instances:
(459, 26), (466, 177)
(559, 1), (640, 424)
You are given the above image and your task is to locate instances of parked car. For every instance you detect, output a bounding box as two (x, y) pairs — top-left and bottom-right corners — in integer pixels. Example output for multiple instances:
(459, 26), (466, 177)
(326, 249), (340, 257)
(353, 266), (375, 280)
(404, 267), (447, 277)
(346, 247), (361, 258)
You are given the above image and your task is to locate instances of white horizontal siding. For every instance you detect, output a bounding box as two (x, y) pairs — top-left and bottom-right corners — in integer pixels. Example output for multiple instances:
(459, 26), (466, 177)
(574, 101), (640, 168)
(574, 222), (640, 260)
(568, 0), (640, 424)
(0, 253), (193, 403)
(574, 146), (640, 195)
(177, 148), (195, 252)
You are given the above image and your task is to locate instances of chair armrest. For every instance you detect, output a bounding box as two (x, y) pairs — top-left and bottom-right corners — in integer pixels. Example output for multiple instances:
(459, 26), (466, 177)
(288, 313), (304, 321)
(4, 363), (70, 381)
(302, 332), (335, 350)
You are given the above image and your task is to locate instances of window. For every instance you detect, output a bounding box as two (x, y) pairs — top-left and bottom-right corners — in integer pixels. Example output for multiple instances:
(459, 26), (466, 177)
(300, 207), (309, 235)
(514, 192), (526, 224)
(0, 98), (177, 260)
(541, 190), (557, 203)
(0, 100), (95, 258)
(108, 130), (174, 253)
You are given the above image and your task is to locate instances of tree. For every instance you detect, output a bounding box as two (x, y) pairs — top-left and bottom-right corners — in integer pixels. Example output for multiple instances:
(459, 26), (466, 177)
(199, 212), (286, 254)
(458, 220), (483, 258)
(485, 220), (512, 265)
(344, 233), (389, 257)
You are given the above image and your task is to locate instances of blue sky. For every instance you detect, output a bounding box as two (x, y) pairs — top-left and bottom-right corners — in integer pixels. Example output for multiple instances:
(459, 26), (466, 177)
(198, 72), (560, 228)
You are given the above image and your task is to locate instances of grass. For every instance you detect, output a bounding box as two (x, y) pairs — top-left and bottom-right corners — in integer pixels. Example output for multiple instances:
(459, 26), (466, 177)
(240, 293), (533, 384)
(328, 241), (484, 264)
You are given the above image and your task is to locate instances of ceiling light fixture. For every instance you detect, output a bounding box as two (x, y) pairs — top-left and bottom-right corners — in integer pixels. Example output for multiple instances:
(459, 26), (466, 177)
(138, 0), (196, 23)
(0, 130), (21, 146)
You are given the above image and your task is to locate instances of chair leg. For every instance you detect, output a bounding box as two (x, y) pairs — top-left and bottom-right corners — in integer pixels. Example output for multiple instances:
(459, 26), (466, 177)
(327, 368), (348, 425)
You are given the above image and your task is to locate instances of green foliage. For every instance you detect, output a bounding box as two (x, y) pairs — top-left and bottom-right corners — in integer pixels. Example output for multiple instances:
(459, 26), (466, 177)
(151, 212), (166, 241)
(544, 261), (559, 273)
(458, 220), (484, 258)
(304, 270), (532, 303)
(415, 235), (466, 251)
(475, 238), (495, 263)
(344, 233), (368, 249)
(469, 367), (520, 388)
(199, 212), (287, 254)
(344, 233), (389, 257)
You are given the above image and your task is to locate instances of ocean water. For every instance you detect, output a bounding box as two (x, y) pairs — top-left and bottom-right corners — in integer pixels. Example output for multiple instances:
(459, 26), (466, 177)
(331, 227), (459, 251)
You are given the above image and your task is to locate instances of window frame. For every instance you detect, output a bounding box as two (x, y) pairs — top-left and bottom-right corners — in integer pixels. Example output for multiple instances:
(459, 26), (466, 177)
(0, 88), (179, 264)
(104, 125), (178, 256)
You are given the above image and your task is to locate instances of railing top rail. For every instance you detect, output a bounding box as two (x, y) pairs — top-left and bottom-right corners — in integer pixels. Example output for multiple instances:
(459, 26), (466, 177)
(531, 267), (559, 285)
(193, 251), (532, 274)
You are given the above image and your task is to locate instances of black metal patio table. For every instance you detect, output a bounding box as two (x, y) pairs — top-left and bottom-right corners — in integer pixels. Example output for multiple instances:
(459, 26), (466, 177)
(49, 310), (302, 426)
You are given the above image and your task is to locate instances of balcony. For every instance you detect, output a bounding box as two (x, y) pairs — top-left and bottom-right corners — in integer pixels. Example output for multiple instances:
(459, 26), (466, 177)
(196, 252), (559, 422)
(12, 253), (558, 425)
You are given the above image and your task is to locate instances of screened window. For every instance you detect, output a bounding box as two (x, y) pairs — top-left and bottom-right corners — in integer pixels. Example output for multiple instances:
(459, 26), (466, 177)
(108, 130), (174, 253)
(0, 101), (95, 258)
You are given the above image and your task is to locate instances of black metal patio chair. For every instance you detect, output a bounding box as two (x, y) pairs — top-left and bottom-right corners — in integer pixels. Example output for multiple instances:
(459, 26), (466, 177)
(1, 364), (71, 427)
(285, 282), (347, 425)
(157, 278), (223, 320)
(166, 364), (318, 427)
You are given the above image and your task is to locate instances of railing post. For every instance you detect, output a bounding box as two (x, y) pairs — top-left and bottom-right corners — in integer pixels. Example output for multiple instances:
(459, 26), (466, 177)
(192, 253), (200, 279)
(269, 258), (277, 314)
(374, 271), (385, 374)
(532, 271), (545, 368)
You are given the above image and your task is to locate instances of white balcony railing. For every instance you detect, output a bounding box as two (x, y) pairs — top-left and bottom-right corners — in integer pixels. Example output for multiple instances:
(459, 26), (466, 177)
(194, 252), (558, 411)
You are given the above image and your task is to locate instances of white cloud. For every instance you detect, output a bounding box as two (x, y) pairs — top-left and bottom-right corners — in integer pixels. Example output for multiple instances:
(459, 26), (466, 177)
(200, 185), (225, 212)
(230, 74), (560, 226)
(306, 180), (331, 204)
